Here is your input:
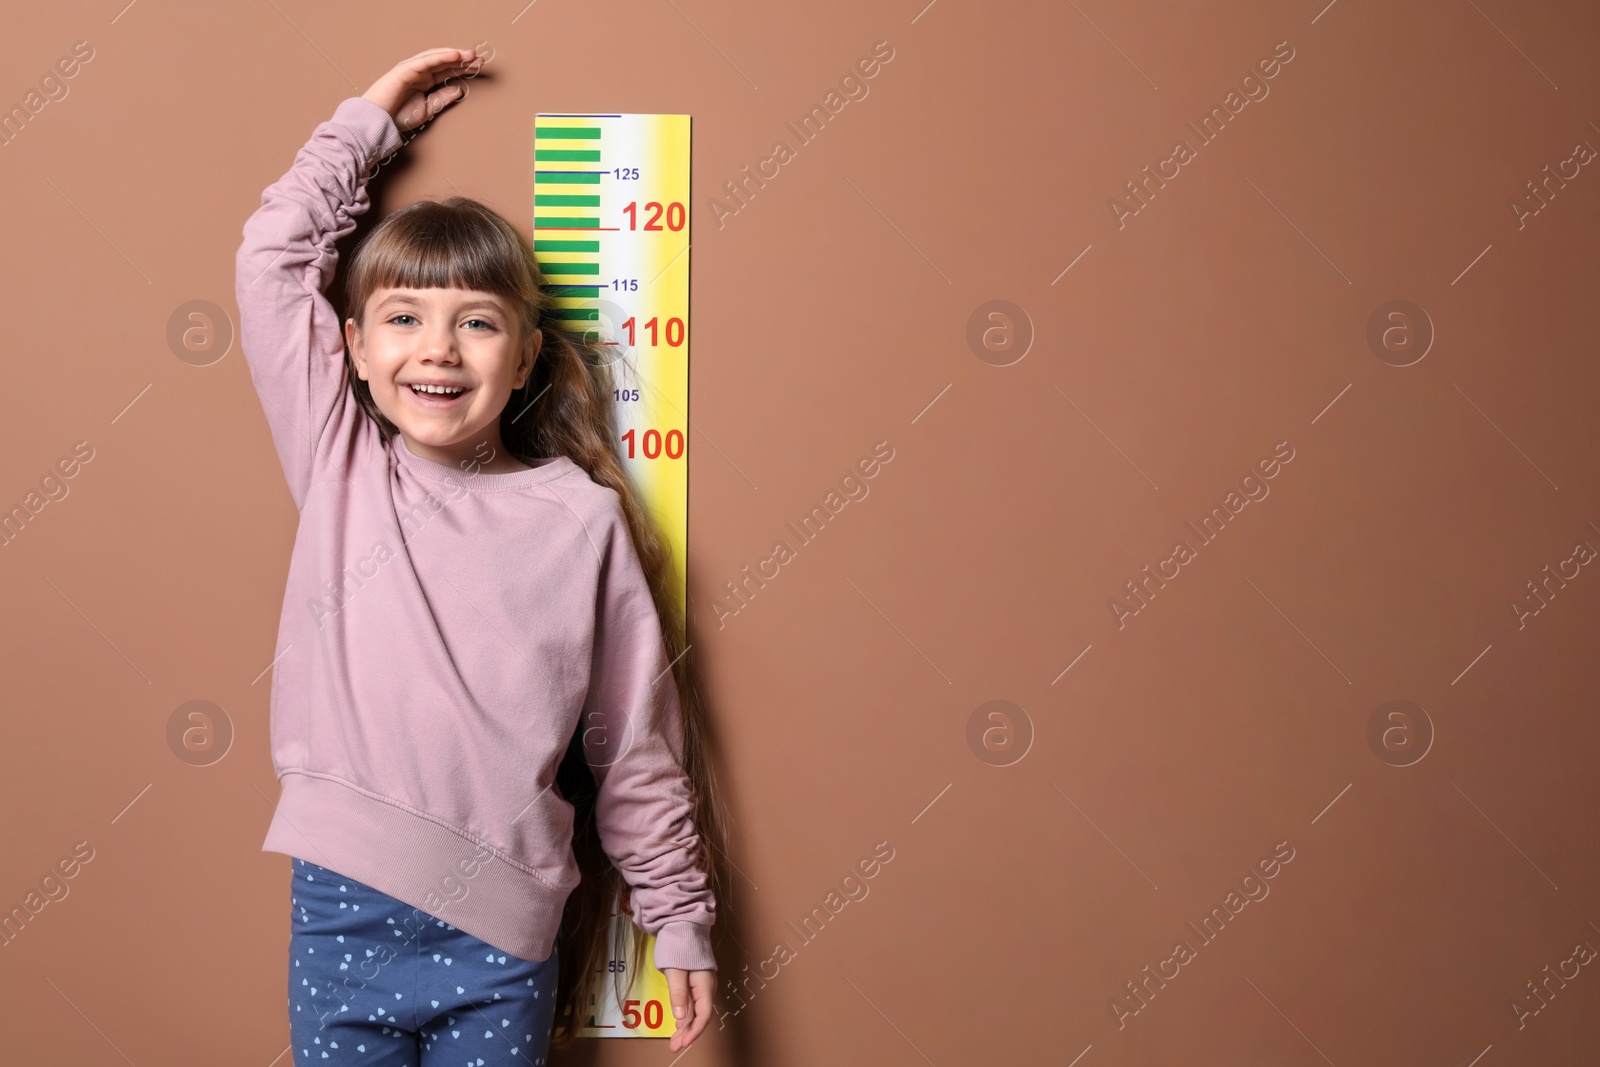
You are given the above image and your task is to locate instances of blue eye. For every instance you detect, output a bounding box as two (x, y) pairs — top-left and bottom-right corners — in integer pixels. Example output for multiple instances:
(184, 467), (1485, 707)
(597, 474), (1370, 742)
(383, 313), (497, 329)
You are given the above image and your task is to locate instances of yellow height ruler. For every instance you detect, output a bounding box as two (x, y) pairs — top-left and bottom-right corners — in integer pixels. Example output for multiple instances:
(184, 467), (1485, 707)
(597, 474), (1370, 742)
(534, 113), (691, 1040)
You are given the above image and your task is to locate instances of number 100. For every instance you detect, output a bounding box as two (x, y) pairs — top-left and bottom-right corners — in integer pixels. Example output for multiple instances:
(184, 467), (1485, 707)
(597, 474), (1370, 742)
(621, 428), (684, 460)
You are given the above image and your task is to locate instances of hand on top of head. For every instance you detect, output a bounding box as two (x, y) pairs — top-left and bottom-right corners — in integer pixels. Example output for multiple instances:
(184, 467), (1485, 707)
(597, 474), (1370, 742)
(361, 47), (486, 135)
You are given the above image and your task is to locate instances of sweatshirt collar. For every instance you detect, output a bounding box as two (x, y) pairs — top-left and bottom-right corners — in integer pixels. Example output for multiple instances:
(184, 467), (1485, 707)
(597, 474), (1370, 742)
(393, 433), (577, 489)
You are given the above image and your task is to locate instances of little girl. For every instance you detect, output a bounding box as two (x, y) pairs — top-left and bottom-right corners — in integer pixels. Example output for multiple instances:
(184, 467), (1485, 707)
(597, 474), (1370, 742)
(234, 48), (722, 1062)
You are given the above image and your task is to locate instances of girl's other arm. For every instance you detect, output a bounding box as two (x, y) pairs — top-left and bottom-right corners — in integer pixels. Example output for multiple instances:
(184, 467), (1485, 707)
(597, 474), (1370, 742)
(580, 495), (718, 976)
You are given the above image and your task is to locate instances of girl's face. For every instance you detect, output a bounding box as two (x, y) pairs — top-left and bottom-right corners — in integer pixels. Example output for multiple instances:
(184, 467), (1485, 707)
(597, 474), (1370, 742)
(346, 286), (539, 471)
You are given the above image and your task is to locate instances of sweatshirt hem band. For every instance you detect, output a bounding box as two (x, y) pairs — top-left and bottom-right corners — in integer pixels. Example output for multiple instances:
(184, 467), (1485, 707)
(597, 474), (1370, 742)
(262, 771), (575, 963)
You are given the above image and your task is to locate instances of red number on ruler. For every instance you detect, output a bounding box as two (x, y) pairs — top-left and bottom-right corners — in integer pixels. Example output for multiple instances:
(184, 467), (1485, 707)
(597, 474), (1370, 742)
(622, 202), (686, 231)
(620, 999), (666, 1029)
(622, 317), (686, 347)
(621, 428), (685, 460)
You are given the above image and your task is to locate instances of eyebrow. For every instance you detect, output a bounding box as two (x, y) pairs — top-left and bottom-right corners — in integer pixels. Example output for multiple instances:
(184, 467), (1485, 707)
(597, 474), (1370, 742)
(372, 294), (508, 315)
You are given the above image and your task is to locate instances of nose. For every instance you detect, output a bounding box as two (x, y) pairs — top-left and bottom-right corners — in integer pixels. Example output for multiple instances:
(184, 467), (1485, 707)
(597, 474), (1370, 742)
(419, 319), (459, 363)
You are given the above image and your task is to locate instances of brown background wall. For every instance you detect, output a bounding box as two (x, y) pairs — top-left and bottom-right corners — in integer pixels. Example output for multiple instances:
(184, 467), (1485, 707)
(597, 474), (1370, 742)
(3, 0), (1599, 1063)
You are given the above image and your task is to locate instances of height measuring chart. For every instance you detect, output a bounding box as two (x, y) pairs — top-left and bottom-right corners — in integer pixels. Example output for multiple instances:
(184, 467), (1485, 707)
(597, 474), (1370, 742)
(533, 113), (692, 1041)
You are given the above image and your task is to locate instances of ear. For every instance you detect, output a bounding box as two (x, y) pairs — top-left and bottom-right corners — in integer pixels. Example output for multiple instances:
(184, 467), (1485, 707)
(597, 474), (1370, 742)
(345, 317), (369, 381)
(516, 327), (542, 390)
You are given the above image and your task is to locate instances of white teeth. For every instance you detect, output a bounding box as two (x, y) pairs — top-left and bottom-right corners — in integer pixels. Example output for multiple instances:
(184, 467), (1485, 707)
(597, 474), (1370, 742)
(410, 384), (464, 395)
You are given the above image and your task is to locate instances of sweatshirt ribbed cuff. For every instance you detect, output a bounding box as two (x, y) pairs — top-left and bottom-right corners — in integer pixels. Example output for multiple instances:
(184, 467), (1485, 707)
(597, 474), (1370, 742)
(653, 920), (717, 972)
(330, 95), (406, 171)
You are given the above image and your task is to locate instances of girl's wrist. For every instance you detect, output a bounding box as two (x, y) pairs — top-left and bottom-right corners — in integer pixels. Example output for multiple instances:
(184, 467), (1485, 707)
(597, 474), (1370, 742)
(359, 92), (393, 119)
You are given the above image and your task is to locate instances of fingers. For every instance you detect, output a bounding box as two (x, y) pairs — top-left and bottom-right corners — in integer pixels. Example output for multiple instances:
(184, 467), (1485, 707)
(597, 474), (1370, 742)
(665, 966), (690, 1025)
(409, 48), (476, 78)
(425, 83), (465, 111)
(665, 969), (715, 1052)
(396, 47), (483, 89)
(401, 83), (465, 131)
(664, 967), (689, 1051)
(681, 973), (714, 1046)
(378, 47), (484, 132)
(362, 47), (483, 132)
(400, 46), (479, 74)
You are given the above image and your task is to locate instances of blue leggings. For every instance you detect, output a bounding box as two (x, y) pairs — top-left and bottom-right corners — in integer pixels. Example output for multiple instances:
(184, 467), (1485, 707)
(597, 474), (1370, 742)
(287, 859), (559, 1065)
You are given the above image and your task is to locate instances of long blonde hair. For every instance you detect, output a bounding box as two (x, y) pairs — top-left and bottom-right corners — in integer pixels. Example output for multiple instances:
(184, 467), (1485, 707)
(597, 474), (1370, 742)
(340, 196), (726, 1045)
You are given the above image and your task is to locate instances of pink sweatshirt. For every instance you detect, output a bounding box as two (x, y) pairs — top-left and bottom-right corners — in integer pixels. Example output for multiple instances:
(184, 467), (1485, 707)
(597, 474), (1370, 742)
(234, 96), (716, 972)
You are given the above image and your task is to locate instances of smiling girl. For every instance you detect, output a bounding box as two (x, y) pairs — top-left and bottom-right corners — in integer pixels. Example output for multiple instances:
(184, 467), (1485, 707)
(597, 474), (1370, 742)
(235, 47), (724, 1062)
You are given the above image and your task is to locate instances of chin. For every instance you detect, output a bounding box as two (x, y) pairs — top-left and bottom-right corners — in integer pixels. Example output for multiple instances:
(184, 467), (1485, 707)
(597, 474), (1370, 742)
(406, 427), (467, 447)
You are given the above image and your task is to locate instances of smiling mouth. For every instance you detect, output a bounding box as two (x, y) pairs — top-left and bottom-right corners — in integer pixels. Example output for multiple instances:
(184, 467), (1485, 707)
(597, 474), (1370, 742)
(406, 384), (471, 408)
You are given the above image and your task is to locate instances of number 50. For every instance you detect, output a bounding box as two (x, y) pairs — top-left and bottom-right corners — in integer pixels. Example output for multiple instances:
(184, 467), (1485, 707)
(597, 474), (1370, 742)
(622, 998), (665, 1028)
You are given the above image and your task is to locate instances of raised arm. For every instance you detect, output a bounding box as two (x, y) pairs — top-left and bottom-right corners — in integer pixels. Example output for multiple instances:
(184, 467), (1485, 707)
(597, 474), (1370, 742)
(579, 494), (718, 976)
(232, 97), (405, 507)
(232, 48), (483, 508)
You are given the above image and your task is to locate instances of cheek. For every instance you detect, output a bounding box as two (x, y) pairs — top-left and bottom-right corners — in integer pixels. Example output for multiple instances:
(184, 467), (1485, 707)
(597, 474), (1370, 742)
(363, 343), (406, 381)
(477, 344), (520, 389)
